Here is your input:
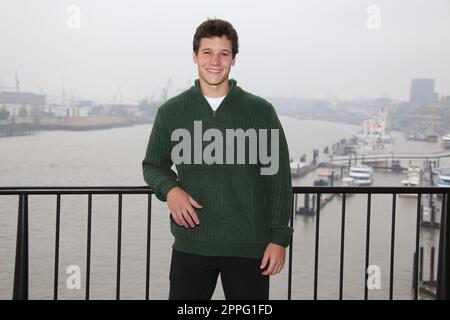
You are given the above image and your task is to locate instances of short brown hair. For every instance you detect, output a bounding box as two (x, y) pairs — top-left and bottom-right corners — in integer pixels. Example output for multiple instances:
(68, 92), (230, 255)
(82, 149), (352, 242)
(193, 19), (239, 58)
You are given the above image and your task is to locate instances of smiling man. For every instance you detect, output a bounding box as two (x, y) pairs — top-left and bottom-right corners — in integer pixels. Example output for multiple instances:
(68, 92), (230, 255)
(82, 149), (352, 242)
(142, 19), (293, 300)
(195, 33), (234, 98)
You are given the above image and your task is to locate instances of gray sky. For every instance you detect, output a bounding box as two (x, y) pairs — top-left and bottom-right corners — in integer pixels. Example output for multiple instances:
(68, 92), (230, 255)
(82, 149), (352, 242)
(1, 0), (449, 102)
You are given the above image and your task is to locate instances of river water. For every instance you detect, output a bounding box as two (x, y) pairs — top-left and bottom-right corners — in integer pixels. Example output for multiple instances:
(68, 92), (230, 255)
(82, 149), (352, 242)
(0, 116), (447, 299)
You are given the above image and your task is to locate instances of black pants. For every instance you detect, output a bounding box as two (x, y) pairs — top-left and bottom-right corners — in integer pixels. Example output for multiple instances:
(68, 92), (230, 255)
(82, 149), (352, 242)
(169, 249), (270, 300)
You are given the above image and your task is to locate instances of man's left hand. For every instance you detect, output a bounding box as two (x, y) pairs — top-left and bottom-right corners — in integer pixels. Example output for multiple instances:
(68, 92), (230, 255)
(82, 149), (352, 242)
(260, 243), (286, 276)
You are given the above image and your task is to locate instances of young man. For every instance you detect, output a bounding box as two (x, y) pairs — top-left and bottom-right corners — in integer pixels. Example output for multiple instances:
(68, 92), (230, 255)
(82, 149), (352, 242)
(142, 19), (293, 300)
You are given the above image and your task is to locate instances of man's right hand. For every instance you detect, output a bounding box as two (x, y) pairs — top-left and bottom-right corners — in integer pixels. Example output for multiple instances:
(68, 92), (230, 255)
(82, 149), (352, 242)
(166, 187), (202, 228)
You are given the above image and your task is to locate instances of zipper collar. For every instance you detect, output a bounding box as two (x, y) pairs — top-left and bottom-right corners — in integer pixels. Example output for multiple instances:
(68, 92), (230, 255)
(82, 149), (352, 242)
(193, 78), (239, 118)
(194, 78), (237, 95)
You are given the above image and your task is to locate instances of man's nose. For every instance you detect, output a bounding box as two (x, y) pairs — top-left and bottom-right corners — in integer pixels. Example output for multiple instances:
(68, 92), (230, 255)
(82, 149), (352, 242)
(210, 54), (221, 65)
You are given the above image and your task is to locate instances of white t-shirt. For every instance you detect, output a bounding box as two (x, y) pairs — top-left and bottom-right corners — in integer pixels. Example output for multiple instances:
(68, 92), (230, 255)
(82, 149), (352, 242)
(204, 95), (225, 111)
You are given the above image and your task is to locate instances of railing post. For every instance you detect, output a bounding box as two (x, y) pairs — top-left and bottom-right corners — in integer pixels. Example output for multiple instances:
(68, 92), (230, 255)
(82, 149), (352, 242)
(13, 193), (29, 300)
(437, 192), (450, 299)
(287, 192), (294, 300)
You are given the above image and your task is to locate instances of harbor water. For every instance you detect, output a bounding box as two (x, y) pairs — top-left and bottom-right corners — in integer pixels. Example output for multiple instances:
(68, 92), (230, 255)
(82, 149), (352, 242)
(0, 116), (448, 299)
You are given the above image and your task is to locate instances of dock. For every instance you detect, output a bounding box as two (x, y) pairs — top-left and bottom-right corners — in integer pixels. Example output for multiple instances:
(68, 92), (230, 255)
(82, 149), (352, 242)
(0, 123), (35, 137)
(36, 116), (134, 131)
(330, 150), (450, 168)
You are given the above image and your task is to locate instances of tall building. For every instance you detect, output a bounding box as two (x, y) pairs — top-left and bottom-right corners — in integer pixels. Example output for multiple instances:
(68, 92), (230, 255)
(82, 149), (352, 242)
(409, 78), (437, 107)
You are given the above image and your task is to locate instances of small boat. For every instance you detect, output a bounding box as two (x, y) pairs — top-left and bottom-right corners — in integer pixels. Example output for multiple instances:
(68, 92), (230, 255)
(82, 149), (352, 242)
(425, 134), (438, 143)
(437, 167), (450, 187)
(349, 165), (373, 186)
(341, 177), (355, 187)
(313, 170), (332, 186)
(441, 134), (450, 150)
(337, 177), (355, 197)
(405, 130), (438, 142)
(399, 165), (422, 198)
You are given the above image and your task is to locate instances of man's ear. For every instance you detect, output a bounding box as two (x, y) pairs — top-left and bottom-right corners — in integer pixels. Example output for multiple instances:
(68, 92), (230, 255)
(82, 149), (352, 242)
(231, 56), (236, 66)
(193, 51), (198, 64)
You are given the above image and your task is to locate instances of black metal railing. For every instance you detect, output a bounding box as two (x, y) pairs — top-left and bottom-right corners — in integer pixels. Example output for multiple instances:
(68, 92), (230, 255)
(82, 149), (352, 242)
(0, 186), (449, 300)
(288, 186), (450, 301)
(1, 187), (152, 300)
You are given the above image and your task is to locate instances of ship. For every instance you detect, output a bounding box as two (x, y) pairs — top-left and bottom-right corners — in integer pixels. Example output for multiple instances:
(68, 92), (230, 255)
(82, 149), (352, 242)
(352, 112), (393, 156)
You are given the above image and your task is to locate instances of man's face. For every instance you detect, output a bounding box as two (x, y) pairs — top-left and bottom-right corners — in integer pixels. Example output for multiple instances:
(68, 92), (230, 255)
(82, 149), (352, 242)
(193, 35), (236, 87)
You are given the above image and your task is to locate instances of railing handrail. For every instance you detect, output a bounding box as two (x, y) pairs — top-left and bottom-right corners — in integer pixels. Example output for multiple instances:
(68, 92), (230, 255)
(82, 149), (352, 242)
(1, 185), (449, 195)
(0, 186), (154, 195)
(293, 186), (450, 193)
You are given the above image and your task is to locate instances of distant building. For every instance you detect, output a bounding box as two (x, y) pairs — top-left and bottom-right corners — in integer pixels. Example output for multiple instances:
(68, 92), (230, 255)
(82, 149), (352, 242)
(0, 91), (46, 105)
(50, 106), (73, 118)
(71, 100), (93, 117)
(74, 100), (93, 108)
(0, 91), (46, 119)
(409, 78), (438, 107)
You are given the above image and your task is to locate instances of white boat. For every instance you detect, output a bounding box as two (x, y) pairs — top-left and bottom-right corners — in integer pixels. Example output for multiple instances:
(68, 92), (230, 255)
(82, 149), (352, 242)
(399, 165), (422, 198)
(341, 177), (355, 187)
(441, 134), (450, 150)
(437, 167), (450, 188)
(337, 177), (355, 197)
(349, 165), (373, 186)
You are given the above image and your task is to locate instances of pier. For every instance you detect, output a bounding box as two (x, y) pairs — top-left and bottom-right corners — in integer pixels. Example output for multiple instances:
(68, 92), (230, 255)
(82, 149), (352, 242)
(0, 123), (35, 137)
(330, 150), (450, 169)
(413, 246), (438, 299)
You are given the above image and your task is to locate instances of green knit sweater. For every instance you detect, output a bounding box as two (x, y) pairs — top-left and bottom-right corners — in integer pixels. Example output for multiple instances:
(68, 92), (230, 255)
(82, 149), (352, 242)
(142, 79), (293, 258)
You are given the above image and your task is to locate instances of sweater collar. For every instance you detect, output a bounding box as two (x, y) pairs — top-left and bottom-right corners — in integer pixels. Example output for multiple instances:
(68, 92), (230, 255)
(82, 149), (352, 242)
(193, 78), (238, 99)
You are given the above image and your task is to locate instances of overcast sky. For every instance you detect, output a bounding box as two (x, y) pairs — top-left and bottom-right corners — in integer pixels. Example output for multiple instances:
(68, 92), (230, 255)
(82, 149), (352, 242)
(1, 0), (449, 102)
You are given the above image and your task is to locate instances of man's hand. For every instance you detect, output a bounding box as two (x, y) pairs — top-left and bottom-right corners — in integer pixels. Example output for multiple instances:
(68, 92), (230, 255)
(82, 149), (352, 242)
(167, 187), (202, 228)
(260, 243), (286, 276)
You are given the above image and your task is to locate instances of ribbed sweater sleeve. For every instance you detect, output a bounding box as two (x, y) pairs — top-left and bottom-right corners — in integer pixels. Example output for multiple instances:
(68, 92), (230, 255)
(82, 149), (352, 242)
(262, 103), (294, 247)
(142, 107), (181, 202)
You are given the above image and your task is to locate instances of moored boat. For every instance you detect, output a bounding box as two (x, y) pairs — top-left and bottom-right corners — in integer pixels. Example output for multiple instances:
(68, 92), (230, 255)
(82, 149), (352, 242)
(437, 167), (450, 187)
(349, 165), (373, 186)
(441, 134), (450, 150)
(399, 165), (422, 198)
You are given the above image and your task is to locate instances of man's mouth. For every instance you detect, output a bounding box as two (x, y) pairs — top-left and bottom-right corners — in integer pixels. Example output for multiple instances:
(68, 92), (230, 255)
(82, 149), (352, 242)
(206, 68), (222, 74)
